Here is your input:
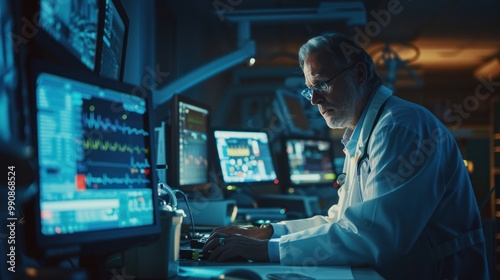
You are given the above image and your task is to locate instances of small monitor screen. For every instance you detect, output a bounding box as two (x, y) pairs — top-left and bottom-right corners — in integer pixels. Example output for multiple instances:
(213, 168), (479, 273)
(177, 101), (209, 186)
(99, 0), (127, 80)
(39, 0), (99, 70)
(214, 130), (277, 184)
(285, 138), (336, 185)
(35, 72), (154, 237)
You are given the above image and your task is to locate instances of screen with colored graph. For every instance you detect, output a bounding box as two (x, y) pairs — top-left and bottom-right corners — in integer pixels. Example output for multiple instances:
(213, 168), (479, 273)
(169, 94), (210, 191)
(283, 137), (336, 186)
(214, 130), (278, 185)
(30, 63), (159, 255)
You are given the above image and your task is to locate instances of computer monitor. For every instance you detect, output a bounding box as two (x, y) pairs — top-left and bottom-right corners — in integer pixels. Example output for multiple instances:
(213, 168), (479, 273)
(0, 0), (19, 145)
(168, 94), (211, 192)
(37, 0), (100, 71)
(25, 61), (160, 261)
(96, 0), (128, 81)
(282, 137), (336, 187)
(213, 129), (278, 187)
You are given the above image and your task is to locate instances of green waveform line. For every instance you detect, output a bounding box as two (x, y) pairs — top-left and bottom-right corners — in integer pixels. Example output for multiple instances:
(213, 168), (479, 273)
(84, 138), (149, 155)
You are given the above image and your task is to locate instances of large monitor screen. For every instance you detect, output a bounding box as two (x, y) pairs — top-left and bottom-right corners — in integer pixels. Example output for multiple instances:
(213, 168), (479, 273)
(284, 138), (336, 186)
(98, 0), (128, 80)
(214, 130), (277, 184)
(28, 62), (159, 258)
(39, 0), (99, 71)
(170, 95), (210, 189)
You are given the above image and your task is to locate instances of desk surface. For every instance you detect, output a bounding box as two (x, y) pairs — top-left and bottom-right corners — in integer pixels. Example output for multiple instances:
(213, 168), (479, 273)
(176, 260), (383, 280)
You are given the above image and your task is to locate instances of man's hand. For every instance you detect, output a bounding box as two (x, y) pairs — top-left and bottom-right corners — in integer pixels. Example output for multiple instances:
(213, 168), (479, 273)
(202, 233), (270, 262)
(207, 225), (273, 240)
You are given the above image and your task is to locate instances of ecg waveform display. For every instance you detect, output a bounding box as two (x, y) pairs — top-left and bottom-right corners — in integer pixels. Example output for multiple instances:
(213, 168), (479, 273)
(84, 138), (149, 154)
(80, 97), (150, 190)
(85, 156), (150, 169)
(35, 72), (154, 236)
(130, 156), (150, 169)
(180, 102), (208, 132)
(178, 101), (209, 185)
(285, 139), (336, 186)
(84, 112), (149, 135)
(84, 173), (151, 189)
(214, 131), (277, 184)
(39, 0), (99, 70)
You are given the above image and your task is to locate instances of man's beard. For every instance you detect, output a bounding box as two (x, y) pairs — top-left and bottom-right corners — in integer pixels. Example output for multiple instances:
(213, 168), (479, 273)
(324, 88), (364, 129)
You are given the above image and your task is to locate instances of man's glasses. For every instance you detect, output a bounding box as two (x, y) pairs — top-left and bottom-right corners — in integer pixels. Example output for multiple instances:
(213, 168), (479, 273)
(301, 64), (354, 101)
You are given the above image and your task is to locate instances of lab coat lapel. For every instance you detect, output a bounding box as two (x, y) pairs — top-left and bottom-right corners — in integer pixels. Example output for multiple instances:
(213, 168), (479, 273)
(335, 86), (392, 221)
(355, 86), (392, 162)
(351, 86), (392, 204)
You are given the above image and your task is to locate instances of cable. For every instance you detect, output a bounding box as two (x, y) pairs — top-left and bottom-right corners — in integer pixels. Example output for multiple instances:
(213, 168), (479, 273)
(67, 258), (76, 269)
(173, 189), (196, 240)
(156, 182), (196, 240)
(157, 182), (178, 209)
(479, 186), (496, 211)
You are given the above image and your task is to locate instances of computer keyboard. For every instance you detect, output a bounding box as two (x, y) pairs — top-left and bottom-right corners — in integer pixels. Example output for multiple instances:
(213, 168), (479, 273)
(179, 234), (211, 261)
(180, 231), (209, 241)
(190, 235), (209, 249)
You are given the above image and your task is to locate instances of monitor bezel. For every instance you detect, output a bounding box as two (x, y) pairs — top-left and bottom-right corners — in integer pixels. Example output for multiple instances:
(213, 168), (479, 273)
(94, 0), (129, 81)
(25, 60), (161, 259)
(280, 135), (336, 188)
(168, 94), (212, 193)
(212, 128), (280, 189)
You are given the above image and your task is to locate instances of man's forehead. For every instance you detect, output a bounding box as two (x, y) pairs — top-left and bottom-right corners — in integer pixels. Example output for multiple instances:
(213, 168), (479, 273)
(303, 54), (337, 86)
(303, 51), (338, 76)
(303, 65), (322, 79)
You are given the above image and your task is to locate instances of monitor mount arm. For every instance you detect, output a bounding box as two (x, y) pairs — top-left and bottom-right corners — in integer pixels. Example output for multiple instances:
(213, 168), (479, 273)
(153, 21), (255, 107)
(153, 1), (366, 108)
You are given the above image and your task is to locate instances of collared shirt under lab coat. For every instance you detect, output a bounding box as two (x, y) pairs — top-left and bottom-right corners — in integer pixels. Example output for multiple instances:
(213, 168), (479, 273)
(268, 85), (488, 279)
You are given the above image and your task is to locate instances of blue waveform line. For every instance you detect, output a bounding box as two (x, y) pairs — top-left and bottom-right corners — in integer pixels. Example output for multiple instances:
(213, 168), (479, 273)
(83, 112), (149, 136)
(86, 173), (150, 188)
(130, 156), (150, 169)
(85, 156), (151, 169)
(85, 159), (130, 169)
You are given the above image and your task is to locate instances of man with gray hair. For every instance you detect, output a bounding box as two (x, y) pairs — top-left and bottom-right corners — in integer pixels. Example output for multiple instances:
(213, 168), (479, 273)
(203, 33), (488, 279)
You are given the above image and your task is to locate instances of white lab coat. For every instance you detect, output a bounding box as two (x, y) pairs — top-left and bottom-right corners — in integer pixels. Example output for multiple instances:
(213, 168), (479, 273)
(269, 86), (489, 279)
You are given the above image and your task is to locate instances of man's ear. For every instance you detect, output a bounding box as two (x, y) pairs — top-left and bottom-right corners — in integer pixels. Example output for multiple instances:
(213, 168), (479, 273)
(355, 62), (368, 86)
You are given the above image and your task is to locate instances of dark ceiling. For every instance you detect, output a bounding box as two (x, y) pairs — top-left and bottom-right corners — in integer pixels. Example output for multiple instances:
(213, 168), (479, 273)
(162, 0), (500, 130)
(169, 0), (500, 68)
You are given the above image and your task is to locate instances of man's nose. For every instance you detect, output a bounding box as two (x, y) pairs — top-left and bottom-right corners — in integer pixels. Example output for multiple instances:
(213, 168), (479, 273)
(310, 89), (323, 105)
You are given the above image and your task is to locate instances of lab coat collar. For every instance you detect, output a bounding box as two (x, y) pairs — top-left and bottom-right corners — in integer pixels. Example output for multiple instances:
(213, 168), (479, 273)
(341, 85), (392, 158)
(343, 91), (371, 157)
(356, 85), (392, 157)
(343, 129), (358, 158)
